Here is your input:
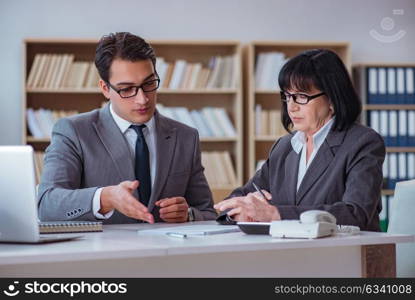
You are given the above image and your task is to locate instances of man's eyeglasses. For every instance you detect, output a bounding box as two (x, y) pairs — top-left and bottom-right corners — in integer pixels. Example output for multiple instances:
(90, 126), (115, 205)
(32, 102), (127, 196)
(107, 78), (160, 99)
(280, 91), (325, 105)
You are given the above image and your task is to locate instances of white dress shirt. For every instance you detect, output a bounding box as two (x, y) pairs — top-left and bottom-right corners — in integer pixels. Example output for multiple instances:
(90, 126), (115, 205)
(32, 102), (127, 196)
(92, 104), (157, 219)
(290, 118), (334, 191)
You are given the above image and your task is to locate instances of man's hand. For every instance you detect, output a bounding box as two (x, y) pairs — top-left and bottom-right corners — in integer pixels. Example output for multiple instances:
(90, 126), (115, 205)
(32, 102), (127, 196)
(214, 190), (280, 222)
(100, 180), (154, 223)
(155, 197), (189, 223)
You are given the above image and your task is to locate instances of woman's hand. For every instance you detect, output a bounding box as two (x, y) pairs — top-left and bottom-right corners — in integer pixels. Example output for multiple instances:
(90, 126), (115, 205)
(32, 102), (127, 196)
(214, 190), (281, 222)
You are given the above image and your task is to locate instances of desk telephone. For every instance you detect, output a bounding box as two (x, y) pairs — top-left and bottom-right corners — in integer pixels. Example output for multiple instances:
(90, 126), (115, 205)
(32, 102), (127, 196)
(269, 210), (360, 239)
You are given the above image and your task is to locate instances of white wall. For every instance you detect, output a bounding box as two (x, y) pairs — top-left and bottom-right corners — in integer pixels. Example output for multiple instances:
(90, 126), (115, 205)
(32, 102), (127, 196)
(0, 0), (414, 144)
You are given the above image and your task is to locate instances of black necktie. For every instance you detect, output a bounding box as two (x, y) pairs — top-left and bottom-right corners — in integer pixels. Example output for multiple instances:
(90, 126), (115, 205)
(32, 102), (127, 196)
(130, 124), (151, 206)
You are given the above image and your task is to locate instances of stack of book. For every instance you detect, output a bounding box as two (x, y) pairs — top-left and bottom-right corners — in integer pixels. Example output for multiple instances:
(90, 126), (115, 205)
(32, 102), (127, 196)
(157, 55), (238, 89)
(201, 151), (237, 186)
(255, 105), (286, 136)
(156, 104), (236, 137)
(255, 52), (287, 90)
(26, 108), (79, 138)
(26, 54), (100, 89)
(366, 67), (415, 104)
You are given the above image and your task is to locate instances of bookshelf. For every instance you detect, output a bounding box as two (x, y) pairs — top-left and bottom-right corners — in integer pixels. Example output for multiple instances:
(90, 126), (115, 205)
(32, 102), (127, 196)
(23, 39), (243, 203)
(353, 63), (415, 231)
(245, 41), (351, 178)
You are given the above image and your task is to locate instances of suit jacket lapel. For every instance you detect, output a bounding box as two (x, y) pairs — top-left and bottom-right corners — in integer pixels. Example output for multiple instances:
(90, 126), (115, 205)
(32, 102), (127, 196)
(147, 111), (177, 212)
(284, 149), (300, 205)
(93, 104), (135, 183)
(295, 129), (346, 205)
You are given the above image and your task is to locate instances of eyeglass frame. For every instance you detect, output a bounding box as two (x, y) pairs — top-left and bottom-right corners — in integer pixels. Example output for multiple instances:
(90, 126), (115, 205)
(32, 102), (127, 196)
(280, 90), (325, 105)
(106, 76), (160, 99)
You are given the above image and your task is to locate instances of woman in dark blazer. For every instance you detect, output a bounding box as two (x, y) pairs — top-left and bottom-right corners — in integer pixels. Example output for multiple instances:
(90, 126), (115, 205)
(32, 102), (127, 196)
(215, 49), (385, 231)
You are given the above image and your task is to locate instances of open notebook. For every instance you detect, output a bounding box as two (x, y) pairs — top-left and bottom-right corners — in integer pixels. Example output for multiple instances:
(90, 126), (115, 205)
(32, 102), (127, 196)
(137, 224), (240, 237)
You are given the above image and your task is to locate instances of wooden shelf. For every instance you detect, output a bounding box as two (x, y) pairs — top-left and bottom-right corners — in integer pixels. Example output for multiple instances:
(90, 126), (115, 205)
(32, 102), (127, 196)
(27, 87), (101, 93)
(386, 147), (415, 153)
(23, 38), (244, 191)
(27, 136), (240, 143)
(210, 184), (238, 190)
(211, 184), (237, 204)
(26, 87), (239, 94)
(159, 89), (238, 94)
(255, 135), (282, 141)
(26, 136), (50, 143)
(382, 189), (394, 196)
(255, 89), (281, 94)
(363, 104), (415, 110)
(354, 62), (415, 68)
(200, 137), (238, 142)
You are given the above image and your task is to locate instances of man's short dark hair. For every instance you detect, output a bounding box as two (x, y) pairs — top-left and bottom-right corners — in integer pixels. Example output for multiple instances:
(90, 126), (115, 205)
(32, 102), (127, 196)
(278, 49), (361, 132)
(95, 32), (156, 83)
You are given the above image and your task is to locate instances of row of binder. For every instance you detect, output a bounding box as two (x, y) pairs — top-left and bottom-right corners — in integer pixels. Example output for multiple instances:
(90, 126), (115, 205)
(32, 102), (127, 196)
(367, 67), (415, 104)
(368, 110), (415, 146)
(383, 152), (415, 190)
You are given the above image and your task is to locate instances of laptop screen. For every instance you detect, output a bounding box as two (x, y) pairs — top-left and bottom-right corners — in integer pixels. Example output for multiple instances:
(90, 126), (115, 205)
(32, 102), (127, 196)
(0, 146), (40, 242)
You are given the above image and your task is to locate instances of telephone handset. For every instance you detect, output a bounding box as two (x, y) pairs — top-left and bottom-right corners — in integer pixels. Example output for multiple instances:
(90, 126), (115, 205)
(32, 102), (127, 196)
(299, 210), (360, 235)
(300, 210), (337, 225)
(270, 210), (339, 239)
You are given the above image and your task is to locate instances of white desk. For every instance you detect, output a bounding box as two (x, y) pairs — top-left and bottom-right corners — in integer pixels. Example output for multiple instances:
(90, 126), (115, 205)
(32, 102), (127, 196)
(0, 221), (413, 277)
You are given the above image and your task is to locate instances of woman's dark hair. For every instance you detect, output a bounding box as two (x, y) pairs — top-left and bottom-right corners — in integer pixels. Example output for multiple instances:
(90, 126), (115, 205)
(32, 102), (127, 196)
(278, 49), (361, 132)
(95, 32), (156, 83)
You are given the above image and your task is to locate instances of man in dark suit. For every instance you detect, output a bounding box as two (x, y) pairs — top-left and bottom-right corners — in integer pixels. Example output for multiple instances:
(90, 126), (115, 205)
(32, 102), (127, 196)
(38, 32), (216, 224)
(216, 49), (385, 231)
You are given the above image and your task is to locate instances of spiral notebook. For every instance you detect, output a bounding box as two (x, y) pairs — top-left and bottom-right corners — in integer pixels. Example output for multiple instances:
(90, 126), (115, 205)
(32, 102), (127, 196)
(39, 221), (103, 234)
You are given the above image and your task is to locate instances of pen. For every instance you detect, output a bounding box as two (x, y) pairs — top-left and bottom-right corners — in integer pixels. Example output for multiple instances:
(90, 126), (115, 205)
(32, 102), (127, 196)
(166, 232), (188, 239)
(252, 182), (267, 200)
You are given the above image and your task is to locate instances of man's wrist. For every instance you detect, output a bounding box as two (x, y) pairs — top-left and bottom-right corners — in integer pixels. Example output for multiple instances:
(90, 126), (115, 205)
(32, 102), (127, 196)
(100, 186), (115, 214)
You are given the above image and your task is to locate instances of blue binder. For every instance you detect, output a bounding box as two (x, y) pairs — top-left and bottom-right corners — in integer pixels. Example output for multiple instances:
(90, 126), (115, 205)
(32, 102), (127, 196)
(405, 68), (415, 104)
(396, 68), (406, 104)
(367, 68), (378, 104)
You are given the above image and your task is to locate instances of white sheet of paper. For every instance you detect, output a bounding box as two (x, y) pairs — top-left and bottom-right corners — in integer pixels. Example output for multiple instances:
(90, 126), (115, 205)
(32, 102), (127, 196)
(137, 225), (240, 236)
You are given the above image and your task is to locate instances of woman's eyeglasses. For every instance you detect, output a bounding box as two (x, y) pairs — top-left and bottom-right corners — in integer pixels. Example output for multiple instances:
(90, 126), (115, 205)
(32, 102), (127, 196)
(280, 91), (325, 105)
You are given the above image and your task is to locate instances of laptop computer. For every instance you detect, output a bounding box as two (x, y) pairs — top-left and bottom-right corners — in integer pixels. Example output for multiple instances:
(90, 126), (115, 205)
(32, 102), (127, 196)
(387, 179), (415, 277)
(0, 145), (81, 243)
